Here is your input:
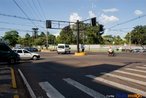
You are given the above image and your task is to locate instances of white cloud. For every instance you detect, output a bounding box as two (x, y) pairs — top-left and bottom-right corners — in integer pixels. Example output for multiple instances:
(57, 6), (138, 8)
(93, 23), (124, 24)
(99, 14), (119, 24)
(134, 10), (143, 16)
(69, 12), (82, 22)
(88, 11), (96, 18)
(102, 8), (119, 13)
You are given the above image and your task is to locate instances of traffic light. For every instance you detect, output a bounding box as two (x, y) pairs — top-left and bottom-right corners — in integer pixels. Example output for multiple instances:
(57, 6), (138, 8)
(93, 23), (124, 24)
(46, 20), (52, 28)
(91, 17), (96, 26)
(99, 24), (104, 31)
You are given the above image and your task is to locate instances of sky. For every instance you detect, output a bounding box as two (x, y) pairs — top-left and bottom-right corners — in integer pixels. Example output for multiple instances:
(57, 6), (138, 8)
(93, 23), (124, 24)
(0, 0), (146, 38)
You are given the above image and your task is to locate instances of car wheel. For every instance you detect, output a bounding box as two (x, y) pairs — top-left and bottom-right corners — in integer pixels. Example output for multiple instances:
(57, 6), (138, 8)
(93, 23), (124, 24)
(32, 56), (37, 60)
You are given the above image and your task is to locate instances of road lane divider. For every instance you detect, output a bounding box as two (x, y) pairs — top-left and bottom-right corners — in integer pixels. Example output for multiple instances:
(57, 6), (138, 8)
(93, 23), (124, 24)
(85, 75), (146, 97)
(18, 69), (36, 98)
(11, 67), (17, 88)
(39, 82), (65, 98)
(63, 78), (105, 98)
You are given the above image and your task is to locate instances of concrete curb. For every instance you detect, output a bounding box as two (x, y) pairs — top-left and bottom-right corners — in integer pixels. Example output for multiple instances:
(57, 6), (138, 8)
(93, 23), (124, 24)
(74, 52), (86, 56)
(10, 67), (17, 89)
(14, 95), (19, 98)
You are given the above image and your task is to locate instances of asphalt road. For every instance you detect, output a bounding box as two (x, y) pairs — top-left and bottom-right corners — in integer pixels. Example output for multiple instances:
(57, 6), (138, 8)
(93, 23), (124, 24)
(17, 52), (146, 98)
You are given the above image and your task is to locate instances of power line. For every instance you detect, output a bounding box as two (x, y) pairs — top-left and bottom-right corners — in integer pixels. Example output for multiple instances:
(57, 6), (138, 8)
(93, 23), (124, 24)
(31, 0), (45, 20)
(0, 27), (32, 32)
(36, 0), (46, 20)
(0, 13), (44, 22)
(108, 14), (146, 29)
(0, 21), (34, 27)
(19, 0), (41, 20)
(12, 0), (38, 28)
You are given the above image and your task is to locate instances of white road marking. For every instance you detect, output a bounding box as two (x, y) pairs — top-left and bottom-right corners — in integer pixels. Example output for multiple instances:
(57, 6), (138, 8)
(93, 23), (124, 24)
(18, 69), (36, 98)
(105, 73), (146, 86)
(114, 70), (146, 78)
(0, 75), (11, 80)
(63, 78), (105, 98)
(39, 82), (65, 98)
(124, 68), (146, 73)
(85, 75), (146, 97)
(0, 70), (10, 74)
(0, 67), (10, 70)
(135, 66), (146, 69)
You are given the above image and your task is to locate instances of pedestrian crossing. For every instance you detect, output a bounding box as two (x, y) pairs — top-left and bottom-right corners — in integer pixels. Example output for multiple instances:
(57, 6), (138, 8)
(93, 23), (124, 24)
(0, 66), (13, 97)
(37, 64), (146, 98)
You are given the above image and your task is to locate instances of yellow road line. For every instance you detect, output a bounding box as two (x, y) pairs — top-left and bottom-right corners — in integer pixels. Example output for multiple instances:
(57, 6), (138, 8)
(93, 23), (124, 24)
(11, 67), (17, 88)
(14, 95), (19, 98)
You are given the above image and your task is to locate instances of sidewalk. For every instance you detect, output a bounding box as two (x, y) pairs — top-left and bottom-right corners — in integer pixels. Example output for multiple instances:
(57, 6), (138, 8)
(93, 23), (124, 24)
(0, 65), (19, 98)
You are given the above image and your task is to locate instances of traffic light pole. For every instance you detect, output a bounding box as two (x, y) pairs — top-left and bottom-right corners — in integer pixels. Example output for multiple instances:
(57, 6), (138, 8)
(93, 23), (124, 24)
(46, 17), (99, 53)
(46, 29), (49, 49)
(77, 20), (80, 53)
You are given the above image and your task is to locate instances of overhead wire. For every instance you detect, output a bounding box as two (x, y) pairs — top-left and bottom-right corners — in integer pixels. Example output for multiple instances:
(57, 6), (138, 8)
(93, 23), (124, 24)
(19, 0), (41, 21)
(0, 12), (44, 22)
(0, 27), (32, 32)
(31, 0), (45, 21)
(108, 14), (146, 29)
(36, 0), (46, 20)
(0, 21), (34, 27)
(12, 0), (38, 28)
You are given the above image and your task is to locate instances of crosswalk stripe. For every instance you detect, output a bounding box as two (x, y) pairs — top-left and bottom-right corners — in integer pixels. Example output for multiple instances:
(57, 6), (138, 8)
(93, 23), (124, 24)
(0, 70), (10, 74)
(39, 82), (65, 98)
(0, 75), (11, 80)
(124, 68), (146, 73)
(85, 75), (146, 97)
(63, 78), (105, 98)
(0, 67), (10, 70)
(105, 73), (146, 86)
(135, 66), (146, 69)
(114, 70), (146, 78)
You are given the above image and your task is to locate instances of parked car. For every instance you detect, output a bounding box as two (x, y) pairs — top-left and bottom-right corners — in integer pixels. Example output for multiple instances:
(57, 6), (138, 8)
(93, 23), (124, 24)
(24, 47), (39, 52)
(131, 48), (146, 53)
(131, 49), (141, 53)
(57, 44), (71, 54)
(139, 49), (146, 53)
(13, 49), (40, 60)
(0, 42), (20, 64)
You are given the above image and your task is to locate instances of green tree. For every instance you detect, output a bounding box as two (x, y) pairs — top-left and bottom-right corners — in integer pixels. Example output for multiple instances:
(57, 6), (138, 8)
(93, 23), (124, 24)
(4, 30), (19, 46)
(39, 32), (46, 37)
(125, 25), (146, 45)
(71, 22), (104, 44)
(48, 34), (56, 44)
(103, 35), (114, 45)
(59, 26), (76, 44)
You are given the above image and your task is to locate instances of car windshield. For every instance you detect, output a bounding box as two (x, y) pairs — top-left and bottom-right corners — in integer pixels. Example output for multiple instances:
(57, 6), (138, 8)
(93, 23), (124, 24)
(58, 46), (64, 48)
(65, 45), (69, 48)
(23, 50), (30, 53)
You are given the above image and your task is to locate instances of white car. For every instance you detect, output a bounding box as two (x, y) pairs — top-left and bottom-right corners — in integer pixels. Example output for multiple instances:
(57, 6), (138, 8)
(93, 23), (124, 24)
(13, 49), (40, 60)
(57, 44), (71, 54)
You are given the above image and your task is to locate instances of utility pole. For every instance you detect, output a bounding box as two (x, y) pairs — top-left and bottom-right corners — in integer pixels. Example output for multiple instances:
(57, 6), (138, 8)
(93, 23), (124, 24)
(77, 20), (80, 53)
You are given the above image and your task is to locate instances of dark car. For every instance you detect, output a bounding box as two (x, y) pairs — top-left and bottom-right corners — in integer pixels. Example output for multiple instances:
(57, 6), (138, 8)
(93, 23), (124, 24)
(24, 47), (38, 52)
(0, 43), (20, 64)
